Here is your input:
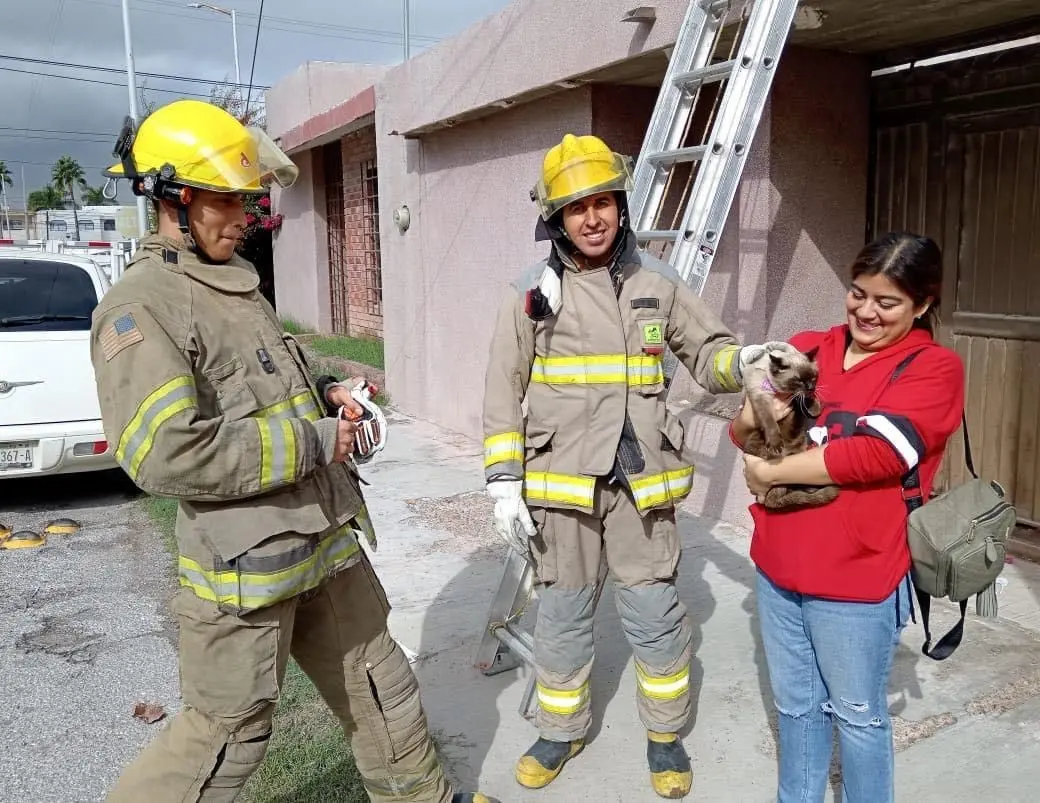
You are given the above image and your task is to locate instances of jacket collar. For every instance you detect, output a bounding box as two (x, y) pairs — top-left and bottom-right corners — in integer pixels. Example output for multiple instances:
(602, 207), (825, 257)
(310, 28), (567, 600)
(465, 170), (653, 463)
(137, 233), (260, 294)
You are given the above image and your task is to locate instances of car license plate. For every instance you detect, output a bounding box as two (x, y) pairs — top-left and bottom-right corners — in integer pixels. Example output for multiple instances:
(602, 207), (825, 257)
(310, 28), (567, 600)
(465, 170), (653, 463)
(0, 442), (35, 470)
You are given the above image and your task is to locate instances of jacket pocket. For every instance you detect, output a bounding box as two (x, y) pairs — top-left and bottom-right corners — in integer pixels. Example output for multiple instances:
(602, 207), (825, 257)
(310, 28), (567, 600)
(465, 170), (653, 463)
(204, 355), (261, 419)
(658, 410), (686, 454)
(632, 315), (667, 396)
(524, 427), (555, 472)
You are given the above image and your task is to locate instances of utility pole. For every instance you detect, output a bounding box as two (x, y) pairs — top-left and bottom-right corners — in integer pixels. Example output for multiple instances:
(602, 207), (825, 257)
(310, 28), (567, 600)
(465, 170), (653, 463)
(188, 3), (241, 85)
(120, 0), (150, 236)
(403, 0), (411, 60)
(21, 165), (28, 238)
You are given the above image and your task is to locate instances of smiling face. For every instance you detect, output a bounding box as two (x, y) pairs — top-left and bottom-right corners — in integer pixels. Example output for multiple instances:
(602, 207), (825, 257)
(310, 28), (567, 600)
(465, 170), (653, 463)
(560, 191), (620, 264)
(846, 271), (931, 352)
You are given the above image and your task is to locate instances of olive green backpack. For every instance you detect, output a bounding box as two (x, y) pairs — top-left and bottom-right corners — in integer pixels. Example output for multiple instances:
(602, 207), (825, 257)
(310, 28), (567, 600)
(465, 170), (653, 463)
(891, 352), (1017, 661)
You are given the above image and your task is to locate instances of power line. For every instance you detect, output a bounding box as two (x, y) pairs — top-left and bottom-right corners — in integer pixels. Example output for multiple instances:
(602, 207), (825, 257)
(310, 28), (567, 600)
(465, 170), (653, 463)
(245, 0), (264, 115)
(0, 53), (269, 90)
(0, 126), (113, 137)
(66, 0), (442, 44)
(0, 65), (218, 98)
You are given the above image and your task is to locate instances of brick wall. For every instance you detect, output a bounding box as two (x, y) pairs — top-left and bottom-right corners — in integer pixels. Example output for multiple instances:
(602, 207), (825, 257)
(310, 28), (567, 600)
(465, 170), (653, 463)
(337, 126), (384, 339)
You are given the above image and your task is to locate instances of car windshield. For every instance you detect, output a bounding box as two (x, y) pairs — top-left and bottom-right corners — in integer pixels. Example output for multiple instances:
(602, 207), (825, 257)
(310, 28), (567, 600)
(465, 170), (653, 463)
(0, 259), (98, 332)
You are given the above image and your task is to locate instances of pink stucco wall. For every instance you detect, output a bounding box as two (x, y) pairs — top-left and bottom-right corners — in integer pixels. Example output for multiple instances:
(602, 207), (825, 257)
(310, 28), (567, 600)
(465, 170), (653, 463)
(377, 45), (870, 529)
(376, 88), (594, 434)
(271, 149), (330, 332)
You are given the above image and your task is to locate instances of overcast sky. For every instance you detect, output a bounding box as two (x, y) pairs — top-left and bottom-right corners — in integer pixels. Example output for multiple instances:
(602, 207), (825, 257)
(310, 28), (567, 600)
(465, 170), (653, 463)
(0, 0), (511, 208)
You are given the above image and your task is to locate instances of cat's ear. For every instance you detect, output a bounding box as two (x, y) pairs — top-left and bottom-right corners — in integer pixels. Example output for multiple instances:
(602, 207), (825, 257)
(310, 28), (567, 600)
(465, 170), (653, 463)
(769, 353), (786, 370)
(805, 346), (820, 362)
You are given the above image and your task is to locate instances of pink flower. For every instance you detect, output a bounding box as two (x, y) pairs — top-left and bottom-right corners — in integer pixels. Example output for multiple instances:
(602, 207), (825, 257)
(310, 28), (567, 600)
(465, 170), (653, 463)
(262, 217), (275, 230)
(258, 196), (271, 209)
(245, 213), (257, 225)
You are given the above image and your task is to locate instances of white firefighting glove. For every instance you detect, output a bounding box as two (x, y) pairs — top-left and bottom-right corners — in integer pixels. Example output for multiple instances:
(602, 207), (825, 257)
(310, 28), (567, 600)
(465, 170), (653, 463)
(332, 380), (387, 464)
(737, 341), (797, 385)
(487, 479), (537, 556)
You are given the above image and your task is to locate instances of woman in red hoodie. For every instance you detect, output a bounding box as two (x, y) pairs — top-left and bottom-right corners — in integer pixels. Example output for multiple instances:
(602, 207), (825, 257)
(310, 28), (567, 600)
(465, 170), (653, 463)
(730, 232), (964, 803)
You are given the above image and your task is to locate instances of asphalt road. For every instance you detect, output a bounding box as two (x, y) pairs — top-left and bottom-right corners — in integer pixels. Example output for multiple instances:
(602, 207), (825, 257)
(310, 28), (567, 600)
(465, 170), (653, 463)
(0, 469), (180, 802)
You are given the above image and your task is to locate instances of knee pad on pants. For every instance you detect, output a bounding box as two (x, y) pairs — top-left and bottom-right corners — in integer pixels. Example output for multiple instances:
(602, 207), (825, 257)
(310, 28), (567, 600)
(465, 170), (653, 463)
(534, 585), (597, 674)
(614, 583), (691, 668)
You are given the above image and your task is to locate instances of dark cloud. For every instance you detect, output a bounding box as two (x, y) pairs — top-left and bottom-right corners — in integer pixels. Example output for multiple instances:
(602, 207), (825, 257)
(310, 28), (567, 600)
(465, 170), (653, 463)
(1, 0), (509, 206)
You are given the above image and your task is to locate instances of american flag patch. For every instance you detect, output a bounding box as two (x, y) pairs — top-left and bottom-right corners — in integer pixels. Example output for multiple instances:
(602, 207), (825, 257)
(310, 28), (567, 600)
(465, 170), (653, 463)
(100, 312), (144, 361)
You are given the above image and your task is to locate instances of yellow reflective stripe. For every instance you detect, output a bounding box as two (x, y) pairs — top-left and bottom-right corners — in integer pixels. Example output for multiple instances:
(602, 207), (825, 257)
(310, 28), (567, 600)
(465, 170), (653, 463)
(484, 431), (524, 468)
(532, 354), (627, 385)
(536, 681), (590, 715)
(530, 354), (663, 386)
(712, 345), (741, 393)
(636, 664), (690, 701)
(627, 355), (664, 387)
(255, 391), (322, 423)
(629, 467), (695, 510)
(115, 375), (197, 480)
(524, 471), (596, 508)
(257, 418), (298, 490)
(178, 523), (361, 610)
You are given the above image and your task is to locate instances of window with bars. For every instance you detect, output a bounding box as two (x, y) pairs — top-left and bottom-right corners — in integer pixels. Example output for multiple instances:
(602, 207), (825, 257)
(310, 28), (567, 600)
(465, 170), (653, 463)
(360, 159), (382, 318)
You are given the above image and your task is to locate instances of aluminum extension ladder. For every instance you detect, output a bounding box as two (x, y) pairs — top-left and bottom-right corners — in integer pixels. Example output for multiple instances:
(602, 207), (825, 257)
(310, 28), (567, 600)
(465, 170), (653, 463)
(473, 0), (802, 721)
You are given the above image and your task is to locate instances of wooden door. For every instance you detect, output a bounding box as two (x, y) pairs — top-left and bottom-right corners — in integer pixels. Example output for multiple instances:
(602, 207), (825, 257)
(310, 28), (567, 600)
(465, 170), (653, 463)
(942, 109), (1040, 522)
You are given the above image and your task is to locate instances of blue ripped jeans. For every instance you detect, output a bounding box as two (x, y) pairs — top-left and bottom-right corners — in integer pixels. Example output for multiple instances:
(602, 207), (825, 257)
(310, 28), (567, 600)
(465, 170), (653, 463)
(756, 569), (912, 803)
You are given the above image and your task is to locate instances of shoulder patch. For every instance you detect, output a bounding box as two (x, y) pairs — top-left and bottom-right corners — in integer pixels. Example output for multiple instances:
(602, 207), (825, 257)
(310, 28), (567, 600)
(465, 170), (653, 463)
(100, 312), (144, 361)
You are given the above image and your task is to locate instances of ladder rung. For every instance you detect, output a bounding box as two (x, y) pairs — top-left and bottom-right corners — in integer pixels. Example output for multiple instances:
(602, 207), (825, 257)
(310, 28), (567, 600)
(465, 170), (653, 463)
(646, 145), (707, 166)
(635, 229), (681, 241)
(674, 58), (736, 88)
(493, 623), (534, 664)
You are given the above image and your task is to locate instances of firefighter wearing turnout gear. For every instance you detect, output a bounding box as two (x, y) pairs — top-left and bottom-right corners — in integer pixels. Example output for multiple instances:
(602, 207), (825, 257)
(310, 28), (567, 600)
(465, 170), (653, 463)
(91, 99), (499, 803)
(483, 134), (776, 799)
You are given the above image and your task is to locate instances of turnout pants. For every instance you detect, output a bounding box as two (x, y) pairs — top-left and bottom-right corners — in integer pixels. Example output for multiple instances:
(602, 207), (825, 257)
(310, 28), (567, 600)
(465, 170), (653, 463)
(528, 480), (693, 742)
(106, 553), (452, 803)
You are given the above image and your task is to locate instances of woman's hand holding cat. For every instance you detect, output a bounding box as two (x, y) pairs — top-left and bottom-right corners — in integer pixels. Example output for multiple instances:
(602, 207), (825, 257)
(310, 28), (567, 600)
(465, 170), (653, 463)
(742, 453), (775, 501)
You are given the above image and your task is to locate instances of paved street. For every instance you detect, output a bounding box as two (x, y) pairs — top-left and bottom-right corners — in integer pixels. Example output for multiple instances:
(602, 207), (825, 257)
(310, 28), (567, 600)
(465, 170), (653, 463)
(4, 414), (1040, 802)
(0, 469), (180, 802)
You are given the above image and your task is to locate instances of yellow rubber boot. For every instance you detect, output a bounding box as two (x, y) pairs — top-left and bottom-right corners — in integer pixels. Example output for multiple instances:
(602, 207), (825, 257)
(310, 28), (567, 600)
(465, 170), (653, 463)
(514, 737), (585, 789)
(647, 731), (692, 799)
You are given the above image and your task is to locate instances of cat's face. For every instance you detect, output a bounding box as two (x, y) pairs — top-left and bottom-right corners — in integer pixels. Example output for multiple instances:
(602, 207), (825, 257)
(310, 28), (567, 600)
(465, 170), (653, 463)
(767, 346), (819, 396)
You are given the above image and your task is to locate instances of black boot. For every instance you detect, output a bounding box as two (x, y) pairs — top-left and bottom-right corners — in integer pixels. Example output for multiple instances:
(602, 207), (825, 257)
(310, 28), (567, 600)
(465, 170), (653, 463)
(451, 794), (501, 803)
(514, 737), (585, 789)
(647, 731), (692, 799)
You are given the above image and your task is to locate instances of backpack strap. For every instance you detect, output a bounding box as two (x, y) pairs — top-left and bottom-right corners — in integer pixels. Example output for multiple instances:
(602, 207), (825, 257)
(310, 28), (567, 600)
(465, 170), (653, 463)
(890, 349), (974, 661)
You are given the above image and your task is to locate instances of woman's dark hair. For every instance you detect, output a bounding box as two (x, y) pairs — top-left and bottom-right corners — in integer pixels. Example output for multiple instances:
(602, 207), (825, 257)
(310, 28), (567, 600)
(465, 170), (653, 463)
(849, 231), (943, 334)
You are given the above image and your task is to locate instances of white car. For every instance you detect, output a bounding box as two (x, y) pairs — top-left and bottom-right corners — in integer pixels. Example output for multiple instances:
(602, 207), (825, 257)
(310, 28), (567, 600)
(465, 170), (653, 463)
(0, 250), (118, 477)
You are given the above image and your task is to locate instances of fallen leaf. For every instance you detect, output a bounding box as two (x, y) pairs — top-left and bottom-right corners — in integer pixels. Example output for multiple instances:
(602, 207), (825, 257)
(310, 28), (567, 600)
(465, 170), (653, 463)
(133, 702), (166, 724)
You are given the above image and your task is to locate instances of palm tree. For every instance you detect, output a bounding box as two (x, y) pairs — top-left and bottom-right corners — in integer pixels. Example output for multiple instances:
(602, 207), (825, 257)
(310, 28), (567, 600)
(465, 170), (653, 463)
(52, 156), (85, 240)
(27, 185), (64, 213)
(80, 184), (113, 206)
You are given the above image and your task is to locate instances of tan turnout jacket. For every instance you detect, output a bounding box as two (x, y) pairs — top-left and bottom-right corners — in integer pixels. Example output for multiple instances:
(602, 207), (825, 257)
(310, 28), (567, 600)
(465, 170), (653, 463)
(483, 242), (744, 515)
(90, 234), (370, 614)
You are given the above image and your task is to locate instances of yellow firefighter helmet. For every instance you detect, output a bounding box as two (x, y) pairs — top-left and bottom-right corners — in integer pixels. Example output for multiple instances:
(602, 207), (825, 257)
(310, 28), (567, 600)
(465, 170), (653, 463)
(531, 133), (634, 220)
(104, 99), (298, 197)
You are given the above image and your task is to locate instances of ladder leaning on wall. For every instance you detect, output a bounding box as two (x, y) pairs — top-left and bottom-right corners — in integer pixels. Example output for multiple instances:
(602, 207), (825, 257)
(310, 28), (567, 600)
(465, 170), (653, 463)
(473, 0), (803, 720)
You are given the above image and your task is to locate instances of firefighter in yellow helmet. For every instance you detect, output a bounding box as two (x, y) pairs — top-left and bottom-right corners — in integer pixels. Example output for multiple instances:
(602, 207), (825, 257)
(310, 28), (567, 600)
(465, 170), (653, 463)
(482, 133), (782, 798)
(91, 99), (499, 803)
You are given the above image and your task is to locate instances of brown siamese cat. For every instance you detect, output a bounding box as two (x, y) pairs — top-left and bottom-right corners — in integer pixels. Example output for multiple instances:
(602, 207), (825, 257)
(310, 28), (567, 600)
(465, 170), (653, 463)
(742, 345), (839, 510)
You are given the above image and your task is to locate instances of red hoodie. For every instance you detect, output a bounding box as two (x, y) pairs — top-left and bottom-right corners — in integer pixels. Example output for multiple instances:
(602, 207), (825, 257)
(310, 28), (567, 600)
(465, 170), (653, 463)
(741, 325), (965, 602)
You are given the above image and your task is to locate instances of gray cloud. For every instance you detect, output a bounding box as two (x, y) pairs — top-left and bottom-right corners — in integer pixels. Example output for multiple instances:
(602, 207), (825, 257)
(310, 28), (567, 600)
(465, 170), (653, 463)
(1, 0), (509, 207)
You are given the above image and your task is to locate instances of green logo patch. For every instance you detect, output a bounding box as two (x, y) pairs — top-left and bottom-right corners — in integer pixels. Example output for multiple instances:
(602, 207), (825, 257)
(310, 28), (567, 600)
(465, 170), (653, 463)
(643, 323), (663, 345)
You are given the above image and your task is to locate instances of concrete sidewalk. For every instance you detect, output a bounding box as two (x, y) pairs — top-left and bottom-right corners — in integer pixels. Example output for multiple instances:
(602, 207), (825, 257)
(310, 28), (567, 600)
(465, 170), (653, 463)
(366, 410), (1040, 803)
